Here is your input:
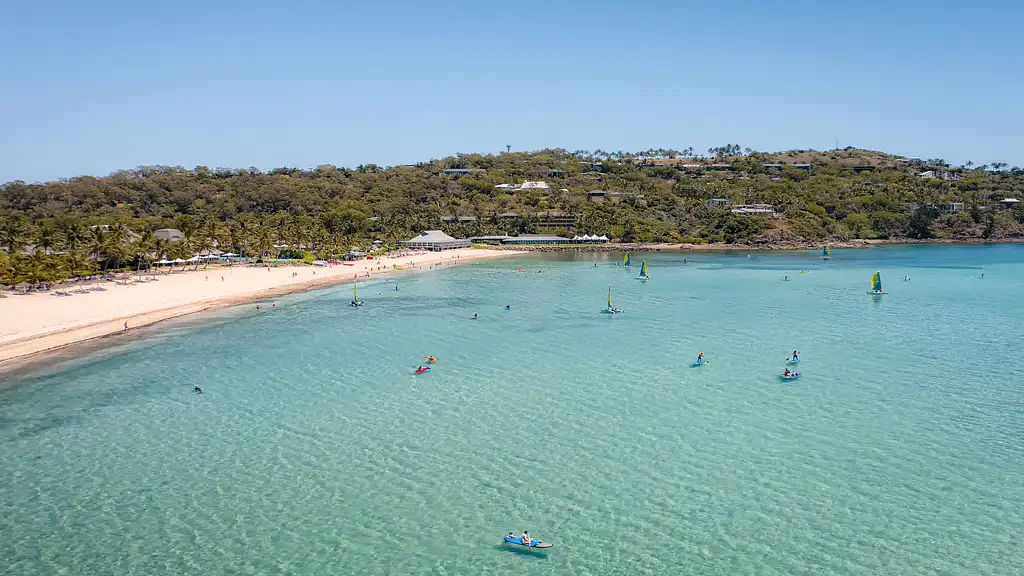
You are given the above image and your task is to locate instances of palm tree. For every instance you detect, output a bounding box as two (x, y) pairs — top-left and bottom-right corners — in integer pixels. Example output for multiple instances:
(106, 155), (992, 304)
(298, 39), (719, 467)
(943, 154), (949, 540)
(1, 217), (28, 255)
(36, 226), (60, 255)
(135, 230), (155, 273)
(88, 227), (108, 272)
(60, 219), (86, 252)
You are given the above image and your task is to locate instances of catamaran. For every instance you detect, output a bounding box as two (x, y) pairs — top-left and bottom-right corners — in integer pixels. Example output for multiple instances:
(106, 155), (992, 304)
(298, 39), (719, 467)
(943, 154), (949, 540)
(601, 284), (621, 314)
(823, 245), (831, 260)
(867, 271), (886, 295)
(351, 283), (364, 306)
(623, 253), (631, 267)
(636, 260), (650, 281)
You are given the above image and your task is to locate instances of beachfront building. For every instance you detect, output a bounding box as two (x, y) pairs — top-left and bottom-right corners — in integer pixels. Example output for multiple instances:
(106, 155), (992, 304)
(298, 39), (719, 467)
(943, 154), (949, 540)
(399, 230), (472, 251)
(469, 234), (608, 245)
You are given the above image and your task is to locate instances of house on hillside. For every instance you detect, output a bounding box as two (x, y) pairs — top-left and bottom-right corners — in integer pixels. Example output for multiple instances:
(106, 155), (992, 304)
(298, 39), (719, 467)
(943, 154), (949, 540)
(518, 181), (551, 191)
(731, 204), (776, 216)
(399, 230), (471, 251)
(588, 190), (608, 202)
(549, 169), (566, 177)
(999, 198), (1020, 209)
(794, 163), (813, 170)
(918, 169), (963, 182)
(441, 168), (487, 177)
(851, 166), (876, 173)
(708, 198), (731, 207)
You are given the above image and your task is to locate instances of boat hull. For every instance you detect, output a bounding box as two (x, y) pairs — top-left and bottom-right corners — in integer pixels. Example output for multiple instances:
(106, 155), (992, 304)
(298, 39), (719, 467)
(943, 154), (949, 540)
(503, 537), (552, 549)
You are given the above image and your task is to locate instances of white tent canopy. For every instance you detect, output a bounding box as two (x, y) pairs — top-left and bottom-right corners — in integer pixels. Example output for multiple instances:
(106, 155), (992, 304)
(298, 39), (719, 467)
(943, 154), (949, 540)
(156, 259), (173, 264)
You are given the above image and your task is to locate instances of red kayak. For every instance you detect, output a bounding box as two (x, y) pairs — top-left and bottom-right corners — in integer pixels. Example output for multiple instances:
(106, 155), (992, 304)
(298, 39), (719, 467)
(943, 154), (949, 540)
(414, 367), (431, 374)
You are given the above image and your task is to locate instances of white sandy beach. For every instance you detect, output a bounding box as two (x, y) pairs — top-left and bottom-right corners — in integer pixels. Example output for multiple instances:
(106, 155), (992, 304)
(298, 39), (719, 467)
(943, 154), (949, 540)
(0, 248), (522, 365)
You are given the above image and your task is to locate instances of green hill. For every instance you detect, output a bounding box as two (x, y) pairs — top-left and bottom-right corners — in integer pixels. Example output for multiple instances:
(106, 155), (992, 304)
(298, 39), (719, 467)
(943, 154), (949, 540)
(1, 148), (1022, 285)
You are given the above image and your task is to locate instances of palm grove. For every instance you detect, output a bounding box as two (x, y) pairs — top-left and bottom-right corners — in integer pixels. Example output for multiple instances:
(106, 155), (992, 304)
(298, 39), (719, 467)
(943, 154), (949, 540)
(2, 147), (1022, 287)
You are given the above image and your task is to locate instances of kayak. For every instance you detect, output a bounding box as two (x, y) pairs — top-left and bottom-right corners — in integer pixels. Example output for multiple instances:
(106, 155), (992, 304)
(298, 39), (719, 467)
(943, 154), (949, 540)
(787, 357), (800, 364)
(503, 536), (552, 549)
(414, 367), (431, 374)
(780, 372), (801, 380)
(424, 357), (439, 363)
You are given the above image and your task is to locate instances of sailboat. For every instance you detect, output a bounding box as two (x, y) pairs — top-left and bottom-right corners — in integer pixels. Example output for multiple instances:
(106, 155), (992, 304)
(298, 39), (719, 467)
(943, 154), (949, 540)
(823, 245), (831, 260)
(636, 260), (650, 281)
(351, 282), (364, 306)
(867, 271), (886, 295)
(623, 253), (631, 267)
(601, 284), (621, 314)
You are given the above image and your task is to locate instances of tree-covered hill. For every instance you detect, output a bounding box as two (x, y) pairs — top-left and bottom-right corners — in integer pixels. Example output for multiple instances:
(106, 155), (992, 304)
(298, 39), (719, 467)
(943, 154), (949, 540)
(1, 147), (1022, 284)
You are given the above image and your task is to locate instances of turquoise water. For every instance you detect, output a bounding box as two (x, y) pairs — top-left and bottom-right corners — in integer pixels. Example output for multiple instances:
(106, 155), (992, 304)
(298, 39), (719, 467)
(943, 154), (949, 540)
(2, 244), (1022, 575)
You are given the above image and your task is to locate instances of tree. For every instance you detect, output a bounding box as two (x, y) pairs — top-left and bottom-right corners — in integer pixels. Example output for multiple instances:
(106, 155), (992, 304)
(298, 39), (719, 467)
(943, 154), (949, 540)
(1, 216), (29, 254)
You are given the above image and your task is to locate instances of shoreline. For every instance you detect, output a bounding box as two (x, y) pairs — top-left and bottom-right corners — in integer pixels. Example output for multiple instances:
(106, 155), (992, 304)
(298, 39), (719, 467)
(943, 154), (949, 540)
(489, 238), (1024, 252)
(0, 248), (524, 370)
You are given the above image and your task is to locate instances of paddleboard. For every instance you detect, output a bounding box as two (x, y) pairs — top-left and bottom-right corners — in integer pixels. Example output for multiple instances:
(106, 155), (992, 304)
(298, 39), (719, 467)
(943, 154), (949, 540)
(694, 359), (706, 366)
(787, 358), (800, 364)
(503, 536), (552, 549)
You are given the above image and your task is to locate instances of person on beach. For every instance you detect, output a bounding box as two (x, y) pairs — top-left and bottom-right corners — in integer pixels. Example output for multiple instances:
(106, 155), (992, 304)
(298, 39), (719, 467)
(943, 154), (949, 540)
(123, 322), (129, 331)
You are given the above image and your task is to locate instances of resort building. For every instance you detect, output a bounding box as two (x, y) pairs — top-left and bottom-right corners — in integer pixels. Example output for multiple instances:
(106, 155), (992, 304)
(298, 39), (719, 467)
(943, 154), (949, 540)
(534, 211), (578, 229)
(999, 198), (1020, 208)
(399, 230), (472, 251)
(707, 198), (731, 207)
(731, 204), (776, 216)
(588, 190), (608, 201)
(154, 228), (184, 241)
(469, 234), (609, 245)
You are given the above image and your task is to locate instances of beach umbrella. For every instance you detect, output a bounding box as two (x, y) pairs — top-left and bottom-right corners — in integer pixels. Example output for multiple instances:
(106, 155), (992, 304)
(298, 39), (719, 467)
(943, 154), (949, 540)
(222, 252), (237, 257)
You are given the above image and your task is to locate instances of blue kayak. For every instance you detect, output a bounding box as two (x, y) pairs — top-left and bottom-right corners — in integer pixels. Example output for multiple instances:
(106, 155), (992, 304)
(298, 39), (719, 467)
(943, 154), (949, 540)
(780, 372), (801, 380)
(503, 536), (552, 549)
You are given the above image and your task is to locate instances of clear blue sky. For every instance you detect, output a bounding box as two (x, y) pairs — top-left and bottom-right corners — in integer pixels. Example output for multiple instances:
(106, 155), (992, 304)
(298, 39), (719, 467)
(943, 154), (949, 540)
(2, 0), (1022, 183)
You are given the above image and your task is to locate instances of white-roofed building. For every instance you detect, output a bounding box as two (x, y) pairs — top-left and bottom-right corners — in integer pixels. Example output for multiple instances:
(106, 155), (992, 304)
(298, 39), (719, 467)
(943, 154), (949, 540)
(517, 181), (551, 190)
(399, 230), (472, 251)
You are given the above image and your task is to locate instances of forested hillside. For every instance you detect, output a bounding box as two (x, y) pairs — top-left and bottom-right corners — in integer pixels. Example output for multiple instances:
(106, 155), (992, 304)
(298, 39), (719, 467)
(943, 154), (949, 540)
(1, 147), (1022, 285)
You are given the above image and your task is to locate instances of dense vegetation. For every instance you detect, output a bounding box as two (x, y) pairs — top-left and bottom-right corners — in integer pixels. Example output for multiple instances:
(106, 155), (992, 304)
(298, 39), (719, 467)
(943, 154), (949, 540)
(1, 147), (1022, 286)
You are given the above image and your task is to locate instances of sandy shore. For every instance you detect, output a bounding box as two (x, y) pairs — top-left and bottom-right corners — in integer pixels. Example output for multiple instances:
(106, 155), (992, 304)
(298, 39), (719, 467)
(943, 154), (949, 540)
(0, 248), (523, 365)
